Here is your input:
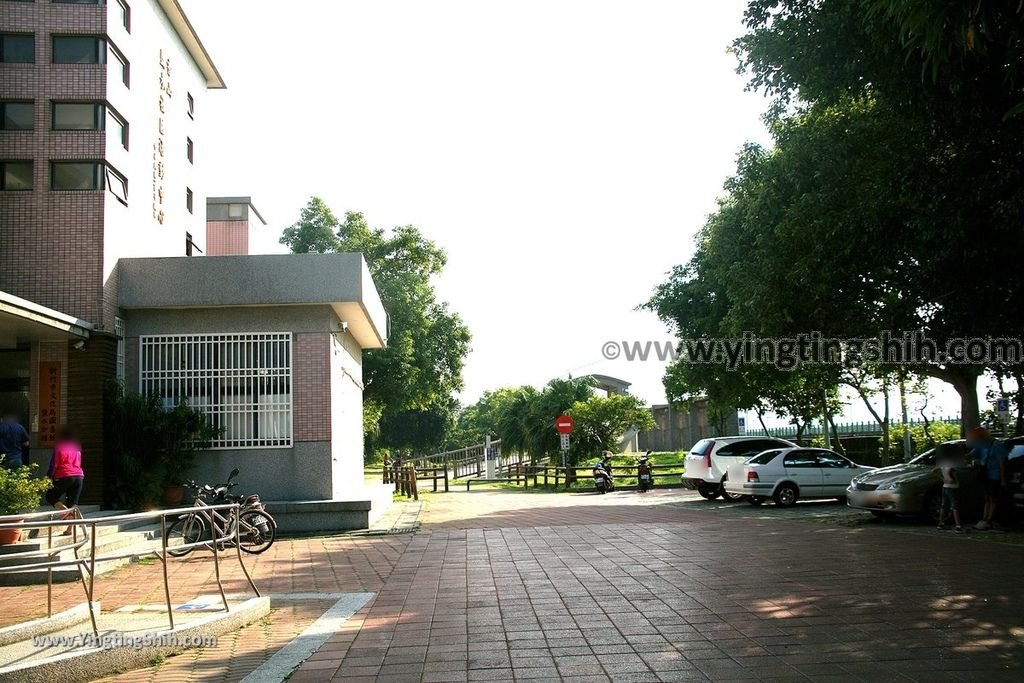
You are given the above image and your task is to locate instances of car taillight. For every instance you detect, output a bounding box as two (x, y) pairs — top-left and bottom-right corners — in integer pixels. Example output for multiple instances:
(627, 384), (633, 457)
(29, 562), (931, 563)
(747, 471), (759, 482)
(703, 440), (715, 468)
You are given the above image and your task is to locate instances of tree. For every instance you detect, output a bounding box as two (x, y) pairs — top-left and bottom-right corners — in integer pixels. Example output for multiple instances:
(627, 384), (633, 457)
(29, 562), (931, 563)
(447, 387), (531, 449)
(281, 198), (472, 455)
(568, 394), (656, 463)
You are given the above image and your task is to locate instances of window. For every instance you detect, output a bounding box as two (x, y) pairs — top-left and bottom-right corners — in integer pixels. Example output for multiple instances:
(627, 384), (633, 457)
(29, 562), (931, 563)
(186, 137), (193, 163)
(139, 333), (293, 449)
(186, 187), (193, 213)
(52, 36), (105, 64)
(51, 161), (102, 190)
(115, 0), (131, 32)
(782, 450), (819, 468)
(228, 203), (244, 218)
(52, 102), (103, 130)
(105, 164), (127, 204)
(186, 92), (194, 119)
(816, 451), (851, 468)
(106, 106), (128, 148)
(1, 102), (33, 131)
(185, 232), (194, 256)
(108, 43), (129, 86)
(749, 450), (783, 465)
(114, 316), (125, 383)
(1, 161), (33, 191)
(1, 34), (35, 64)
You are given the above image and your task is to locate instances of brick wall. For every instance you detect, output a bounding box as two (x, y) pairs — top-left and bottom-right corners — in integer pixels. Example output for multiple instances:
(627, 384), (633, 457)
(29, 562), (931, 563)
(0, 0), (108, 323)
(206, 220), (249, 256)
(293, 333), (331, 443)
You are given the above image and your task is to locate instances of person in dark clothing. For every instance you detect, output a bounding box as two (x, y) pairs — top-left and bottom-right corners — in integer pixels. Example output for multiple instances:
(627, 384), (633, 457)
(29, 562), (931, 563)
(0, 414), (30, 470)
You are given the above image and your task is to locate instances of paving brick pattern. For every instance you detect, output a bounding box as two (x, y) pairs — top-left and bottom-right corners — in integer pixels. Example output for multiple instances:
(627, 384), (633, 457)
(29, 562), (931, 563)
(4, 490), (1023, 682)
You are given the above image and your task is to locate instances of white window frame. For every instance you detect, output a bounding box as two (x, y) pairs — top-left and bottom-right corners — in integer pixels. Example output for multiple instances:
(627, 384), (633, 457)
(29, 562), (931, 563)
(139, 332), (293, 449)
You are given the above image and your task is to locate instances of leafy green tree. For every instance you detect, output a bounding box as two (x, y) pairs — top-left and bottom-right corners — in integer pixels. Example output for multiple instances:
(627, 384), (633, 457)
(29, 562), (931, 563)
(447, 387), (531, 449)
(568, 394), (656, 464)
(281, 198), (472, 455)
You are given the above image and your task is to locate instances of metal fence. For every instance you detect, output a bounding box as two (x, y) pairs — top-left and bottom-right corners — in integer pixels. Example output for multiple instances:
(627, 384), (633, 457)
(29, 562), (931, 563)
(744, 416), (961, 439)
(0, 503), (260, 637)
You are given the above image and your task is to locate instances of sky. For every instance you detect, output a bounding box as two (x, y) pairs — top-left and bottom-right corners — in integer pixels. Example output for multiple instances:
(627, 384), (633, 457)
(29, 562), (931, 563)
(180, 0), (976, 425)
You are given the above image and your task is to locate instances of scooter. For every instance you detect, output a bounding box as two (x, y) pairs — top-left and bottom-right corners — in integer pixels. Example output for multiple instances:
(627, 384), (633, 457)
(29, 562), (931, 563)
(636, 451), (654, 492)
(593, 461), (615, 493)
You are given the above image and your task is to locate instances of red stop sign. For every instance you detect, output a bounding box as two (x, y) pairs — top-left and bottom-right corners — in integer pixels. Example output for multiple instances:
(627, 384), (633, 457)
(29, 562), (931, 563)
(555, 415), (574, 434)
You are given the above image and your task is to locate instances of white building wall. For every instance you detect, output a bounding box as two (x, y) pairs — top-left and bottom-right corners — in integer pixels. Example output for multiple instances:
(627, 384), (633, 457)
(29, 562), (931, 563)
(102, 0), (211, 285)
(330, 324), (368, 499)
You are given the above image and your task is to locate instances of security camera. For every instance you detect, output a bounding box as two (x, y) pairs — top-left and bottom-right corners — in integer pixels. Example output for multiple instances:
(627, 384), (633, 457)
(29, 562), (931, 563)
(72, 340), (86, 351)
(340, 321), (349, 333)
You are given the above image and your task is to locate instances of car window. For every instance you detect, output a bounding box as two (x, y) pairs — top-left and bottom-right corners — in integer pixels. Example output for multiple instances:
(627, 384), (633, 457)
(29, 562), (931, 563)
(749, 449), (782, 465)
(816, 451), (850, 468)
(909, 442), (967, 466)
(718, 439), (780, 459)
(1008, 444), (1024, 460)
(689, 439), (713, 457)
(783, 450), (819, 468)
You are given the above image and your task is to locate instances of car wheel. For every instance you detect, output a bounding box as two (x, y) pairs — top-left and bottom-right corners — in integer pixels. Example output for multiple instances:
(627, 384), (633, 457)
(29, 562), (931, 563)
(773, 483), (799, 508)
(747, 496), (765, 506)
(697, 486), (720, 500)
(719, 476), (743, 502)
(835, 496), (847, 503)
(870, 510), (893, 520)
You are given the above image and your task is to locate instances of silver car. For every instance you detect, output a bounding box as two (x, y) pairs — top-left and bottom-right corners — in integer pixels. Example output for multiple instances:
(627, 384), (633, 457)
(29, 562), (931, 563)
(846, 441), (976, 521)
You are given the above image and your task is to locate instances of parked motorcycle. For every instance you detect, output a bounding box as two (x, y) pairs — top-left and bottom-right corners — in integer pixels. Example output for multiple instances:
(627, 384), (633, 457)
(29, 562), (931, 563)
(636, 451), (654, 492)
(593, 460), (615, 493)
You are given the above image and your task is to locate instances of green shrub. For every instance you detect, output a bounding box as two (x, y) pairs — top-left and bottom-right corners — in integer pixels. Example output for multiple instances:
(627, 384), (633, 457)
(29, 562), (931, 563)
(885, 422), (961, 461)
(104, 381), (220, 510)
(0, 463), (52, 515)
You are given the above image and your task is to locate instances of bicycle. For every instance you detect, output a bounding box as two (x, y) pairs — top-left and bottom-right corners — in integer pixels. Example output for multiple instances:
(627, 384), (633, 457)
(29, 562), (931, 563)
(165, 469), (277, 557)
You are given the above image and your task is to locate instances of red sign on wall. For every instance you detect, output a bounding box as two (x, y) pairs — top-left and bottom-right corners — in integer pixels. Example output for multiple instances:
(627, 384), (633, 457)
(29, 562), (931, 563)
(38, 361), (61, 446)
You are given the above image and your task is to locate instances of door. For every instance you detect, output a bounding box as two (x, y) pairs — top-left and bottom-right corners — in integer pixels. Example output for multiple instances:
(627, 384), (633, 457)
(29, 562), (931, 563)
(782, 449), (824, 495)
(815, 450), (855, 494)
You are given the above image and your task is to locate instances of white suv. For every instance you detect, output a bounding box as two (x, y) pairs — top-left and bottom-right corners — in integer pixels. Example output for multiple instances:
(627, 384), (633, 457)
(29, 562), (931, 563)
(682, 436), (796, 501)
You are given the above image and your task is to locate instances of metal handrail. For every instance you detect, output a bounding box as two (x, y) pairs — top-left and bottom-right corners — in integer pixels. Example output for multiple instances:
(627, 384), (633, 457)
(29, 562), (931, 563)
(0, 503), (260, 638)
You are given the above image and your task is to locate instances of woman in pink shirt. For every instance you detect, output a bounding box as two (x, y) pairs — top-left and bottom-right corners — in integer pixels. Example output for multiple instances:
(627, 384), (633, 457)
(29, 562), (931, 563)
(46, 427), (85, 535)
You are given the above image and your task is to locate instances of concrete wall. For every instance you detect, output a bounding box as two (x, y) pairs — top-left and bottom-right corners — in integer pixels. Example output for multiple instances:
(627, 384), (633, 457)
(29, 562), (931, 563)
(123, 304), (368, 502)
(638, 402), (740, 452)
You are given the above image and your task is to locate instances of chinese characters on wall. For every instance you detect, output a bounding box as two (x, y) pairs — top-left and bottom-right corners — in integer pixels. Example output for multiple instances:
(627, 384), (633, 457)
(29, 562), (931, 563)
(152, 49), (173, 225)
(38, 362), (61, 447)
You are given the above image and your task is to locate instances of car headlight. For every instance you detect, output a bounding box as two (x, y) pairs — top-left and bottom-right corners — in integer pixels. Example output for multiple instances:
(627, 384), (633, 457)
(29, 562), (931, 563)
(877, 481), (903, 491)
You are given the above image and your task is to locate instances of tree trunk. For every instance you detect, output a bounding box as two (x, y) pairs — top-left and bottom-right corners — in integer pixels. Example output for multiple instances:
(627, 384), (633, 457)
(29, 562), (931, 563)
(881, 377), (891, 463)
(918, 365), (982, 436)
(755, 406), (769, 433)
(899, 375), (911, 459)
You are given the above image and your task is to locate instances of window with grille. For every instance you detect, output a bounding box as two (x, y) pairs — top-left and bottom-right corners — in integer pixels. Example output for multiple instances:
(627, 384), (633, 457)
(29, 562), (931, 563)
(139, 333), (293, 449)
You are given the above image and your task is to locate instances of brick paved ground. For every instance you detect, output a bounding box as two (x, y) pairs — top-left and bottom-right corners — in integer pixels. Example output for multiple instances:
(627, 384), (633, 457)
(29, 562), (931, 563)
(4, 489), (1023, 682)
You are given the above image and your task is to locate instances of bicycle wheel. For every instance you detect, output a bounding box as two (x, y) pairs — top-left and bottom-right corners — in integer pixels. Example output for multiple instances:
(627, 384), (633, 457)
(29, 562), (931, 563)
(166, 515), (207, 557)
(237, 510), (276, 554)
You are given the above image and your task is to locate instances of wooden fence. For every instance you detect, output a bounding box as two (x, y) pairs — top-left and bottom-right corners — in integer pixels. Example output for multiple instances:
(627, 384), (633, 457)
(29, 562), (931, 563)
(489, 463), (683, 490)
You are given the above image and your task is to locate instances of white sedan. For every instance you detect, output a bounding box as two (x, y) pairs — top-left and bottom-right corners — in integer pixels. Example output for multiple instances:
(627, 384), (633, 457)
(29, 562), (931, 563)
(724, 447), (875, 507)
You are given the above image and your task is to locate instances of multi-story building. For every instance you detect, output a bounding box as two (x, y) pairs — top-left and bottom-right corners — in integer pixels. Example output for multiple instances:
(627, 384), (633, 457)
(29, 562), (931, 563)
(0, 0), (389, 529)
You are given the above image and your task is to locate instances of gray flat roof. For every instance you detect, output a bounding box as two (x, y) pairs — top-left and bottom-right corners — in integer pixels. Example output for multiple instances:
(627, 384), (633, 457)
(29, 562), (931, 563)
(206, 196), (267, 225)
(117, 253), (387, 348)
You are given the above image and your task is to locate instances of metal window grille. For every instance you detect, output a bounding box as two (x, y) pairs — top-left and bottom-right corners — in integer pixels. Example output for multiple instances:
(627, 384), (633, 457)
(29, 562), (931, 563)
(114, 316), (125, 382)
(139, 333), (292, 449)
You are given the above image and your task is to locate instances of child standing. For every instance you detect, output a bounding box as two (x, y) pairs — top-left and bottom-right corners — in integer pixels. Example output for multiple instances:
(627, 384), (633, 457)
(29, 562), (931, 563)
(45, 427), (85, 535)
(934, 455), (962, 532)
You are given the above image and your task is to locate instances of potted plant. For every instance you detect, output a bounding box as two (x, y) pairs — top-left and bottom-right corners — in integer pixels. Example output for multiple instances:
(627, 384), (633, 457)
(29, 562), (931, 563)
(0, 462), (52, 545)
(159, 401), (219, 506)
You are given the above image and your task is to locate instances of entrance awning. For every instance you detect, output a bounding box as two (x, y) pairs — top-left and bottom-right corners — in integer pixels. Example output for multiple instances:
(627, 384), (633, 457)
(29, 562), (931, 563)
(0, 291), (94, 345)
